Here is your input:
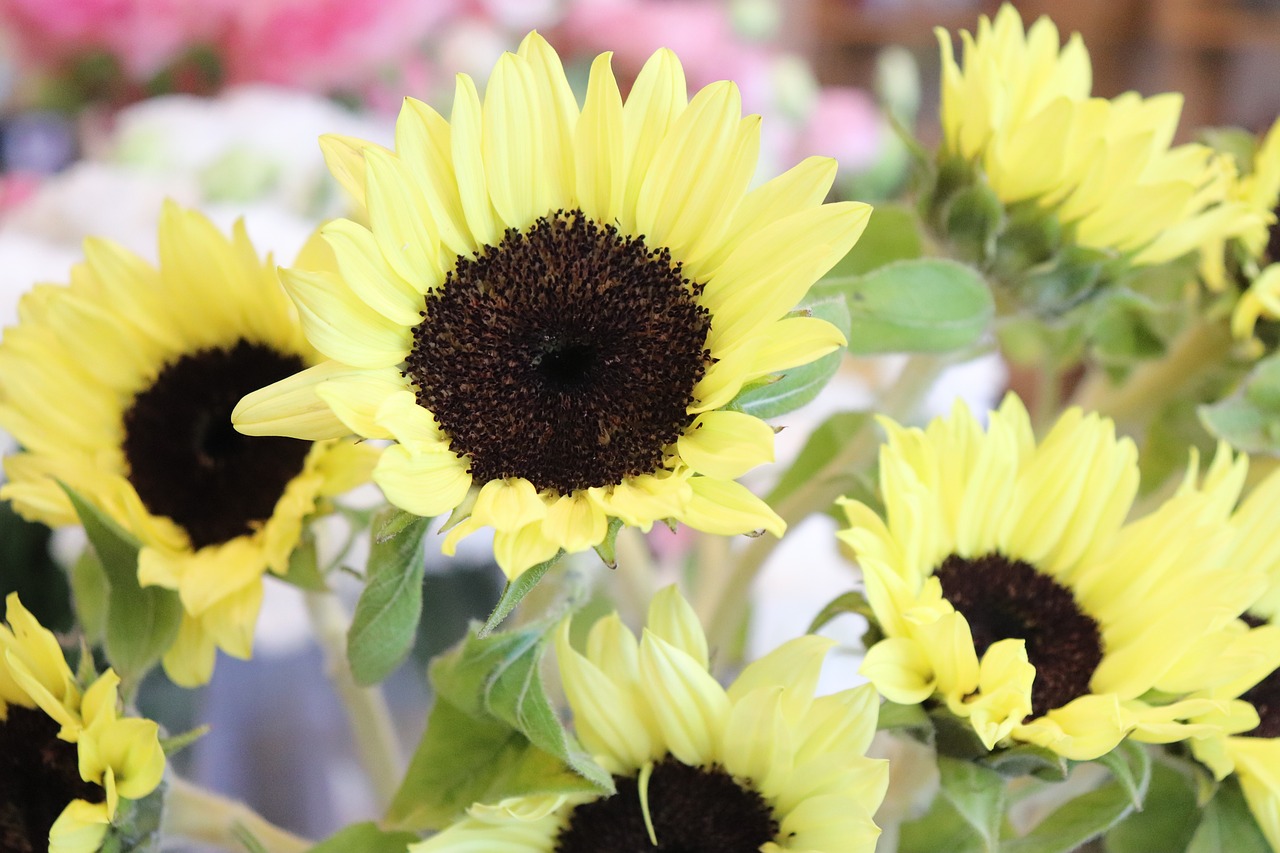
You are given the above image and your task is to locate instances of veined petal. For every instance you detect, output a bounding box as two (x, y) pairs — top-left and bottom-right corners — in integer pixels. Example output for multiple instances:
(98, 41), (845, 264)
(374, 445), (472, 518)
(280, 267), (409, 368)
(678, 477), (784, 538)
(676, 410), (775, 480)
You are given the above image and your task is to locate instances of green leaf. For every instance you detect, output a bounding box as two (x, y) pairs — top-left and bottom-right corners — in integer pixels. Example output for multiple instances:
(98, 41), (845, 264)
(1093, 740), (1151, 810)
(877, 701), (934, 742)
(828, 204), (924, 277)
(806, 589), (884, 648)
(60, 484), (182, 689)
(307, 822), (419, 853)
(1004, 777), (1146, 853)
(1201, 352), (1280, 453)
(386, 617), (612, 831)
(826, 259), (993, 355)
(478, 552), (563, 638)
(980, 743), (1070, 783)
(99, 777), (166, 853)
(937, 756), (1007, 851)
(1186, 775), (1271, 853)
(1005, 743), (1149, 853)
(900, 789), (989, 853)
(70, 550), (109, 645)
(725, 292), (850, 420)
(767, 411), (869, 508)
(347, 510), (431, 686)
(1105, 760), (1200, 853)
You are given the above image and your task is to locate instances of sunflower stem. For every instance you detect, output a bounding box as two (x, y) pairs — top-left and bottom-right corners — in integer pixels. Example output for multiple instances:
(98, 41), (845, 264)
(1072, 319), (1233, 427)
(162, 775), (312, 853)
(703, 354), (946, 661)
(303, 591), (404, 810)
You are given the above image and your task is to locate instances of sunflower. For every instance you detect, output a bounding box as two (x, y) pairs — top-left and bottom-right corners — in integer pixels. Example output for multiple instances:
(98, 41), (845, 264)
(837, 395), (1266, 761)
(0, 203), (377, 687)
(1, 593), (166, 853)
(937, 4), (1258, 267)
(409, 585), (887, 852)
(233, 32), (869, 579)
(1155, 459), (1280, 850)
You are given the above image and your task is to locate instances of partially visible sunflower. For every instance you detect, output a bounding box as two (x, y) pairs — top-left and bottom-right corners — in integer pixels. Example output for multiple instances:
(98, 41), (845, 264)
(410, 586), (887, 852)
(837, 395), (1264, 761)
(1157, 459), (1280, 850)
(0, 203), (377, 686)
(233, 32), (870, 579)
(937, 4), (1259, 267)
(1, 593), (166, 853)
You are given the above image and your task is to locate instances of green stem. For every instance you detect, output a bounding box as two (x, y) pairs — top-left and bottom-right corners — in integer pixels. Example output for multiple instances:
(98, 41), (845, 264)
(303, 592), (403, 810)
(1072, 319), (1233, 426)
(703, 353), (947, 659)
(162, 775), (312, 853)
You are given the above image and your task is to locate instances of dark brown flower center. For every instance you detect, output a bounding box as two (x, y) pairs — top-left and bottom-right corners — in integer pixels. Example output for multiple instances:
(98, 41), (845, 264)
(404, 210), (711, 495)
(936, 553), (1104, 719)
(554, 757), (778, 853)
(0, 706), (105, 853)
(1238, 613), (1280, 739)
(122, 340), (312, 549)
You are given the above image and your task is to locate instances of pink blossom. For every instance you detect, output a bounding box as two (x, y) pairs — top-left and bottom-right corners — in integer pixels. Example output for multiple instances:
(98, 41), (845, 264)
(789, 86), (885, 174)
(0, 0), (227, 77)
(219, 0), (463, 90)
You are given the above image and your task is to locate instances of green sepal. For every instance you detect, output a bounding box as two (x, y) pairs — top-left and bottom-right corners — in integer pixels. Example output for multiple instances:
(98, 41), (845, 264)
(478, 552), (564, 638)
(70, 549), (109, 646)
(876, 701), (933, 740)
(59, 483), (182, 692)
(979, 743), (1069, 783)
(592, 517), (625, 569)
(306, 822), (419, 853)
(98, 777), (166, 853)
(944, 181), (1006, 265)
(819, 259), (994, 355)
(385, 611), (612, 831)
(347, 509), (431, 686)
(159, 724), (211, 757)
(278, 530), (328, 592)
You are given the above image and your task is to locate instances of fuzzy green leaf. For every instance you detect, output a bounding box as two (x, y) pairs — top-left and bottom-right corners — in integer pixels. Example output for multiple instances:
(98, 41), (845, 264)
(825, 259), (993, 355)
(60, 484), (182, 689)
(478, 552), (563, 638)
(1104, 760), (1200, 853)
(386, 616), (611, 831)
(937, 756), (1006, 851)
(347, 510), (431, 686)
(1185, 776), (1271, 853)
(900, 789), (988, 853)
(308, 822), (419, 853)
(1201, 352), (1280, 454)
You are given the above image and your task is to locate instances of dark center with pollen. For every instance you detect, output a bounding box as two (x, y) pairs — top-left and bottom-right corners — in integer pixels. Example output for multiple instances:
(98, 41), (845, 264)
(554, 757), (778, 853)
(935, 553), (1104, 719)
(0, 706), (105, 852)
(404, 210), (712, 495)
(122, 340), (311, 550)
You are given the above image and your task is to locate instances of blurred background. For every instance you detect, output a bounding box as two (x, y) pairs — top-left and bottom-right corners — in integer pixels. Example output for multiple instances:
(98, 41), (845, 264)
(0, 0), (1278, 846)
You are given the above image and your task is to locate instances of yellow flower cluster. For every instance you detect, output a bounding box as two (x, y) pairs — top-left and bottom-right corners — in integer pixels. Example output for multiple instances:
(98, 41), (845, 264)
(0, 593), (165, 853)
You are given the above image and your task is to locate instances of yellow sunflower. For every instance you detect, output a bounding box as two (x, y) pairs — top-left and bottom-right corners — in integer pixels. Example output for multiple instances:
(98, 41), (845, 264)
(409, 586), (887, 852)
(233, 33), (869, 579)
(0, 203), (377, 687)
(1155, 459), (1280, 850)
(837, 395), (1265, 761)
(938, 4), (1258, 266)
(1, 593), (165, 853)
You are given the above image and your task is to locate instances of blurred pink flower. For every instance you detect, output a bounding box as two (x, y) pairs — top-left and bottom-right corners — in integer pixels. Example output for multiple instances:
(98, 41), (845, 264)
(0, 0), (225, 77)
(788, 86), (885, 175)
(220, 0), (463, 90)
(556, 0), (774, 110)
